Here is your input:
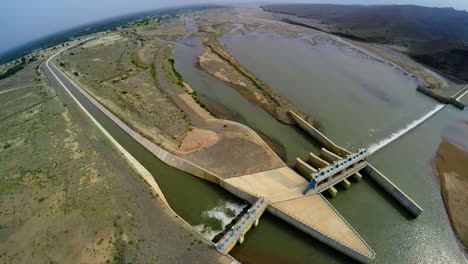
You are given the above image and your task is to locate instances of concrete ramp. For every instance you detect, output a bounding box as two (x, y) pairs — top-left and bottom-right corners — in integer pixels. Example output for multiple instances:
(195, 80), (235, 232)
(224, 167), (375, 263)
(268, 194), (375, 263)
(269, 195), (375, 263)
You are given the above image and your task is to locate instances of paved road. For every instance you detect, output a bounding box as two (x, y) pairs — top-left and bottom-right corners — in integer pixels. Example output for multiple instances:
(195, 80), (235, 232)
(453, 84), (468, 100)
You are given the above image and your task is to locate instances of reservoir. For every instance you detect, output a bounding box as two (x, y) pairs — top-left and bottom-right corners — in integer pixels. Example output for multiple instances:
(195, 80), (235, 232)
(172, 21), (467, 263)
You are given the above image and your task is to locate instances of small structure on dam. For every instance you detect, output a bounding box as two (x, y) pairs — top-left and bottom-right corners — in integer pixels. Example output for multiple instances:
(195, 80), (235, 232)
(302, 148), (369, 195)
(185, 110), (424, 263)
(416, 85), (466, 109)
(215, 198), (268, 254)
(290, 111), (423, 217)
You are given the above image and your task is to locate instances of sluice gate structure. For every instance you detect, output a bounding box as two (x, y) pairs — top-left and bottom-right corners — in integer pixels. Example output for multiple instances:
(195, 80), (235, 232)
(289, 111), (423, 217)
(215, 198), (268, 254)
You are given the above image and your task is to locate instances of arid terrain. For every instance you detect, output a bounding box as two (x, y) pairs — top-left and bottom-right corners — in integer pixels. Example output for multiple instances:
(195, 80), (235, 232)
(58, 17), (284, 179)
(1, 4), (467, 264)
(0, 38), (233, 264)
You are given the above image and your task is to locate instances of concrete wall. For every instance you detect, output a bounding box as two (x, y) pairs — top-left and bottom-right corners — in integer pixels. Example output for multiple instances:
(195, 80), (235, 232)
(267, 203), (375, 263)
(295, 158), (316, 180)
(308, 152), (330, 168)
(290, 111), (351, 157)
(219, 181), (259, 205)
(363, 165), (423, 217)
(320, 148), (342, 162)
(417, 86), (465, 109)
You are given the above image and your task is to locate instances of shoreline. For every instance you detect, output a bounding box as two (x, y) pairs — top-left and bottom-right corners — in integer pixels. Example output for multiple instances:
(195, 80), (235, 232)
(433, 137), (468, 253)
(260, 8), (450, 91)
(205, 39), (309, 125)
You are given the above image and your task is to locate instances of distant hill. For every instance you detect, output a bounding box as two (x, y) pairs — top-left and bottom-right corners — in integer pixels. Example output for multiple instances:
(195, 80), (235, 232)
(262, 4), (468, 81)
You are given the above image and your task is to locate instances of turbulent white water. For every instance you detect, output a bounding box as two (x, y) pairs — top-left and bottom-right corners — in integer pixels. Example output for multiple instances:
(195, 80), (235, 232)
(193, 201), (245, 240)
(368, 104), (445, 153)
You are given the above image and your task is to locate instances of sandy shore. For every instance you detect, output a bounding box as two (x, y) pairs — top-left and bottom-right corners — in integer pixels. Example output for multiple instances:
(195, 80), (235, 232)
(434, 139), (468, 252)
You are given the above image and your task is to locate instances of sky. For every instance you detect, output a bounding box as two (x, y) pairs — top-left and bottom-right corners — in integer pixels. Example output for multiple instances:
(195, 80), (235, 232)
(1, 0), (468, 55)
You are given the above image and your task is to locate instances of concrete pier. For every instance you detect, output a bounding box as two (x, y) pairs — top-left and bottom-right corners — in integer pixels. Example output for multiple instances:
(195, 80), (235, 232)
(290, 111), (351, 157)
(363, 165), (423, 217)
(308, 152), (329, 168)
(295, 158), (316, 180)
(320, 147), (343, 162)
(416, 86), (465, 109)
(352, 172), (363, 182)
(326, 186), (338, 197)
(340, 179), (351, 189)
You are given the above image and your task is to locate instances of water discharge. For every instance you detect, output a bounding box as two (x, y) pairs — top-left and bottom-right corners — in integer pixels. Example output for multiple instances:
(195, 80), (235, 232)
(194, 201), (246, 240)
(368, 104), (445, 153)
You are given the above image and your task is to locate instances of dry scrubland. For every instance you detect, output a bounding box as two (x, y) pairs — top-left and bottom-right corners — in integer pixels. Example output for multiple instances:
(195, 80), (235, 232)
(59, 33), (190, 150)
(59, 21), (283, 178)
(0, 42), (233, 264)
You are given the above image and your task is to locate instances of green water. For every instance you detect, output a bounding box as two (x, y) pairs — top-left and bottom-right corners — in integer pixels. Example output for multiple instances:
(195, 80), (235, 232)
(174, 37), (321, 165)
(171, 25), (467, 263)
(49, 60), (244, 240)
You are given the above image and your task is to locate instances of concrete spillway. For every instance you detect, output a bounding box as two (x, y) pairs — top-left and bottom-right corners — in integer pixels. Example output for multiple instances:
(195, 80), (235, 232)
(224, 167), (375, 262)
(289, 111), (422, 217)
(367, 104), (445, 154)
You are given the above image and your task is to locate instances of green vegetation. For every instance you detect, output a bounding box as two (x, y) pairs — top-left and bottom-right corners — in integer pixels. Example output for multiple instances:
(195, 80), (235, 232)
(189, 91), (216, 117)
(168, 58), (183, 85)
(131, 52), (148, 69)
(0, 56), (36, 80)
(127, 17), (158, 28)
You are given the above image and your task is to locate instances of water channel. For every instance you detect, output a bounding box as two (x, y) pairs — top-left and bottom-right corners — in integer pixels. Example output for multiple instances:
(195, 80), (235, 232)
(171, 18), (468, 264)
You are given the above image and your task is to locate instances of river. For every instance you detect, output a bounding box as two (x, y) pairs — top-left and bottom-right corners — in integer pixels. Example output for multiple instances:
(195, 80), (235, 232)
(172, 18), (468, 264)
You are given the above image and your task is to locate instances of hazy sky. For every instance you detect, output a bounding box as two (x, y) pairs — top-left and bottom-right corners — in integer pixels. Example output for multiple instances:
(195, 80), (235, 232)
(1, 0), (468, 54)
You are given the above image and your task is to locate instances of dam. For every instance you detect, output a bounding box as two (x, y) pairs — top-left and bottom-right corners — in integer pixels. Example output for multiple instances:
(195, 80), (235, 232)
(210, 111), (422, 263)
(48, 37), (425, 264)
